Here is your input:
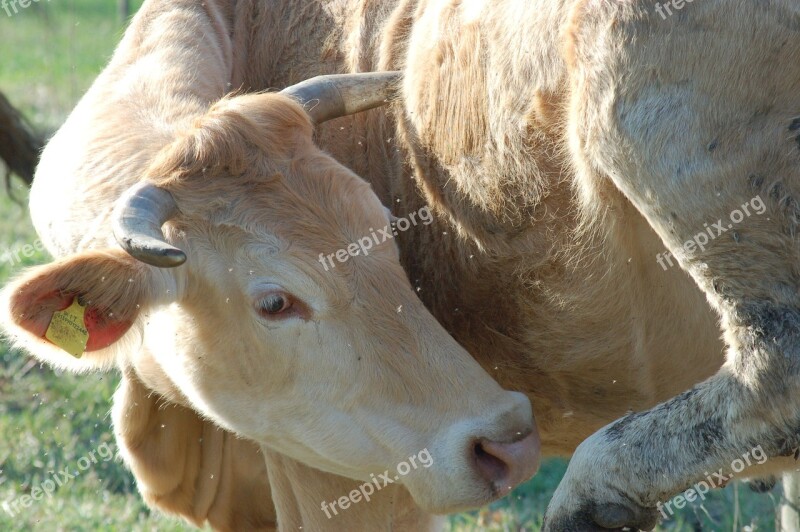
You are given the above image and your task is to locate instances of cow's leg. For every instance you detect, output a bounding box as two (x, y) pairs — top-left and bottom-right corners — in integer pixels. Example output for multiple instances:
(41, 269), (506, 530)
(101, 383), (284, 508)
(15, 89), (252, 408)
(260, 448), (441, 532)
(545, 1), (800, 529)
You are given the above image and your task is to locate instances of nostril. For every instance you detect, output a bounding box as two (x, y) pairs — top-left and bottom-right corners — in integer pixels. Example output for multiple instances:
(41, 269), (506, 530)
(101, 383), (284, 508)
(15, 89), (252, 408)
(474, 441), (509, 485)
(471, 431), (540, 497)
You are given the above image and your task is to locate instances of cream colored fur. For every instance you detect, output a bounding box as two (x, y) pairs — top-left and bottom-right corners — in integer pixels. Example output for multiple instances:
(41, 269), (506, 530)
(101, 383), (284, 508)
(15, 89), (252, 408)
(3, 0), (534, 529)
(6, 0), (800, 530)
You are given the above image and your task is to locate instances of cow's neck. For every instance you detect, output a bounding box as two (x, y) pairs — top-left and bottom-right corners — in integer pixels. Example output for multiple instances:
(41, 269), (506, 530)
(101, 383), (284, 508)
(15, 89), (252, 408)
(381, 109), (723, 454)
(369, 0), (724, 455)
(238, 0), (725, 454)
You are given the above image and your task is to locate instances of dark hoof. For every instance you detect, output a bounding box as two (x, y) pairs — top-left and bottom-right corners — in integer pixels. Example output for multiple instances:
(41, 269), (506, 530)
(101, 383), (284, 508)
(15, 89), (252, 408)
(543, 503), (659, 531)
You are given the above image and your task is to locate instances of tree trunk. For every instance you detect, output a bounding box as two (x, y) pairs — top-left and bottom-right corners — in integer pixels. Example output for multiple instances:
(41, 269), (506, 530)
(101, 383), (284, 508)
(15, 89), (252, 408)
(0, 91), (42, 188)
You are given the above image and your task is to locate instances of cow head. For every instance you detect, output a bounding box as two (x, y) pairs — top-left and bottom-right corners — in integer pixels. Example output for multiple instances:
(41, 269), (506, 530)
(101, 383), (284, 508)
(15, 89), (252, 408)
(1, 74), (539, 513)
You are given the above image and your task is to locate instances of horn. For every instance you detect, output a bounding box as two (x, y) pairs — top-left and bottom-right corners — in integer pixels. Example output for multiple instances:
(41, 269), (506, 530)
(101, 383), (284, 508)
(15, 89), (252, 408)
(280, 71), (401, 124)
(112, 182), (187, 268)
(111, 72), (400, 267)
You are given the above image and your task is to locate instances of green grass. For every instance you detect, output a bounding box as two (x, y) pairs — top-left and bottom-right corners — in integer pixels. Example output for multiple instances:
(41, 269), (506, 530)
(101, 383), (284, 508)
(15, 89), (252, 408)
(0, 0), (144, 131)
(0, 2), (788, 531)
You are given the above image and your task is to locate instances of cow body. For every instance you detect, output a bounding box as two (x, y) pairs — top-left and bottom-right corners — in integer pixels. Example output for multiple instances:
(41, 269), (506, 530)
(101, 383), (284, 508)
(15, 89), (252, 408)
(6, 0), (800, 530)
(211, 0), (725, 453)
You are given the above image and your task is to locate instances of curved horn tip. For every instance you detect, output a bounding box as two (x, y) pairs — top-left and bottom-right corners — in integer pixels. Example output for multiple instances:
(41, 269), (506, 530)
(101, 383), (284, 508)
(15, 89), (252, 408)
(114, 232), (187, 268)
(112, 182), (186, 268)
(130, 247), (187, 268)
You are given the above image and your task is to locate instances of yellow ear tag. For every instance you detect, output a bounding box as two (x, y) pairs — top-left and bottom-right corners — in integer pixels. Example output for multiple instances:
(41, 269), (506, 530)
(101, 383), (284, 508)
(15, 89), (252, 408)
(45, 297), (89, 358)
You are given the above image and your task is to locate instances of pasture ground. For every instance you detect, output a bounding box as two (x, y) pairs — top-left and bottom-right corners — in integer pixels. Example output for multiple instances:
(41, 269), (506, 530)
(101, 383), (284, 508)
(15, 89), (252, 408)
(0, 1), (785, 530)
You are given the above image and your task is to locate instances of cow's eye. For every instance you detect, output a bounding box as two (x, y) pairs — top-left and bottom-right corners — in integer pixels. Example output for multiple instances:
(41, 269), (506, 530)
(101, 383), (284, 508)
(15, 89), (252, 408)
(258, 293), (292, 315)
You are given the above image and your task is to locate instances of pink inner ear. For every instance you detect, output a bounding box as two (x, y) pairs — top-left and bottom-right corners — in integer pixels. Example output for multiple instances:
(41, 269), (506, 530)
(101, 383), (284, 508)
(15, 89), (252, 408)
(83, 307), (134, 352)
(37, 293), (133, 353)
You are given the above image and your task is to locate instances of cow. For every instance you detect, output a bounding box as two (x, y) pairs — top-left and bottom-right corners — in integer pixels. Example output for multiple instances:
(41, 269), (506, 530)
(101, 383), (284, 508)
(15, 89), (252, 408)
(4, 0), (800, 530)
(0, 15), (540, 532)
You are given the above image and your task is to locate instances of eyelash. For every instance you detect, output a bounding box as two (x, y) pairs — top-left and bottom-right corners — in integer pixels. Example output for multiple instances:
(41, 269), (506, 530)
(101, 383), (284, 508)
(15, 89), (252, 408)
(255, 290), (313, 322)
(258, 293), (292, 316)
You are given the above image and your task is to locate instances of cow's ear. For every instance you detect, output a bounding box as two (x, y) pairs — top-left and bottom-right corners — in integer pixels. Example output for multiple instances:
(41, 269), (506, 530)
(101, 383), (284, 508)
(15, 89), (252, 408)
(1, 248), (167, 372)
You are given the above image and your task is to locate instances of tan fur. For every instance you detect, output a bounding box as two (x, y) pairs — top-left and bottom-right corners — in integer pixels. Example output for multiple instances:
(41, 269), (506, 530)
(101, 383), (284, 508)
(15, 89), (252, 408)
(262, 448), (440, 531)
(114, 369), (277, 531)
(1, 1), (538, 529)
(9, 0), (800, 530)
(375, 0), (724, 454)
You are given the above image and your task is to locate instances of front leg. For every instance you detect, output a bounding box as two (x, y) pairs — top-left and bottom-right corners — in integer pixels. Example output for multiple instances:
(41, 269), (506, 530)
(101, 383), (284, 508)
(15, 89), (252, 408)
(544, 380), (792, 531)
(546, 1), (800, 529)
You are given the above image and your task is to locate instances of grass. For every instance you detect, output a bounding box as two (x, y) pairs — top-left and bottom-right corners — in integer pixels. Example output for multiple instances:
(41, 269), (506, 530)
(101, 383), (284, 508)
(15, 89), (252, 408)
(0, 2), (788, 531)
(0, 0), (145, 130)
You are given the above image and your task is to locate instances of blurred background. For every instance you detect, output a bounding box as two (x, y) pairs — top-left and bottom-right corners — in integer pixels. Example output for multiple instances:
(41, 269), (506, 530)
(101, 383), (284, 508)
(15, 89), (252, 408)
(0, 1), (785, 530)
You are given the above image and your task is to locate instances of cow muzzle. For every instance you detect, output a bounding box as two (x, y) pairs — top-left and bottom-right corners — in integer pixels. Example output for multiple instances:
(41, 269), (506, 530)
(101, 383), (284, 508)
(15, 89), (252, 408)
(407, 390), (540, 513)
(473, 427), (541, 497)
